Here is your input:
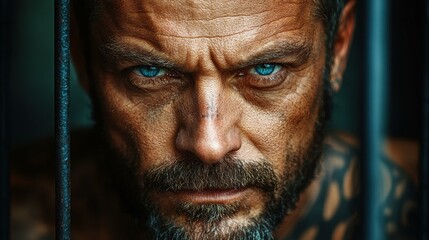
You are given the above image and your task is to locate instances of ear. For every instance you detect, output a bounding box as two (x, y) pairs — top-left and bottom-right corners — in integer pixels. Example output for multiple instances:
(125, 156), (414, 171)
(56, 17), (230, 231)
(330, 0), (356, 92)
(71, 2), (91, 93)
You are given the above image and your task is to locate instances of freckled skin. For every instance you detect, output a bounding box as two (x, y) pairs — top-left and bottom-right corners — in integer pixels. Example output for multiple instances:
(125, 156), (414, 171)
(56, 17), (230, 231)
(80, 0), (337, 238)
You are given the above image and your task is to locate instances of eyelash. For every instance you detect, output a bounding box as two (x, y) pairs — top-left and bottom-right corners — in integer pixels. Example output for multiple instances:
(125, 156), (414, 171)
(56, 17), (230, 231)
(240, 64), (289, 89)
(124, 66), (181, 89)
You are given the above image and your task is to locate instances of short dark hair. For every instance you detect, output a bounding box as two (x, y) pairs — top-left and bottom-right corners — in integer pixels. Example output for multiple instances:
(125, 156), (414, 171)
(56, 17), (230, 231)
(314, 0), (346, 65)
(314, 0), (346, 123)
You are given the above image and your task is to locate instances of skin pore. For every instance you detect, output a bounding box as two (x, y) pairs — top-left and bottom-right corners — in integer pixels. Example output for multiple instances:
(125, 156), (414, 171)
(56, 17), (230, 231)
(8, 1), (418, 239)
(71, 0), (355, 239)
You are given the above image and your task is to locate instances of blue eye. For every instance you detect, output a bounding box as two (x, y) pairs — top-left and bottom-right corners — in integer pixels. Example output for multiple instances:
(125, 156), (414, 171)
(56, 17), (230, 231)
(136, 66), (166, 78)
(251, 63), (281, 76)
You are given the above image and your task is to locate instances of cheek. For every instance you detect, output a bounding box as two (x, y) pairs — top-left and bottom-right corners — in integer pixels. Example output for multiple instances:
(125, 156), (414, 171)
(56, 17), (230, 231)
(94, 71), (180, 169)
(240, 70), (324, 168)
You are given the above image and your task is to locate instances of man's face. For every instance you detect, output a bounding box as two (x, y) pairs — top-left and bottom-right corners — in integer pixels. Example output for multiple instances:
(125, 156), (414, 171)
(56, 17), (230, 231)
(88, 0), (327, 238)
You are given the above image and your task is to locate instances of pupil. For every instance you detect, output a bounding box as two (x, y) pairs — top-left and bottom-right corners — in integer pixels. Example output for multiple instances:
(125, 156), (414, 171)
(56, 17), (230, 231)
(140, 66), (160, 77)
(255, 64), (275, 76)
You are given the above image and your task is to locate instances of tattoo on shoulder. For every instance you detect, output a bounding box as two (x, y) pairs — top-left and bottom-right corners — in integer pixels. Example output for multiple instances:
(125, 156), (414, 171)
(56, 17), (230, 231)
(284, 134), (418, 240)
(378, 155), (418, 239)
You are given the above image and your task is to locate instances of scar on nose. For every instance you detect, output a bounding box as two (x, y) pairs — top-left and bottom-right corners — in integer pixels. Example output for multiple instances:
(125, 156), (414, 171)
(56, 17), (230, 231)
(201, 94), (218, 119)
(201, 112), (219, 119)
(201, 106), (219, 119)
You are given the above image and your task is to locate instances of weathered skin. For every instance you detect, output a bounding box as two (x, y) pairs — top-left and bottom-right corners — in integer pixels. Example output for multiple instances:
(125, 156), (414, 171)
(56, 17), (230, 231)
(72, 0), (356, 238)
(9, 0), (419, 239)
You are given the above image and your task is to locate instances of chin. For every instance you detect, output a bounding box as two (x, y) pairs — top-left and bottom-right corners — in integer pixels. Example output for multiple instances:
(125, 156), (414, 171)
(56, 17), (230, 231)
(144, 203), (277, 240)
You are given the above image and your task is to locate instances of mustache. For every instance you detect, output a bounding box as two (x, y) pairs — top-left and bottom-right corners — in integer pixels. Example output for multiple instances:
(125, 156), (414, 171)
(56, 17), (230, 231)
(142, 155), (278, 192)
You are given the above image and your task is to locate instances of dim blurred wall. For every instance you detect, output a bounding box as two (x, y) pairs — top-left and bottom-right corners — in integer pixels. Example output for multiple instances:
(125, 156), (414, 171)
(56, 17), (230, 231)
(9, 0), (92, 145)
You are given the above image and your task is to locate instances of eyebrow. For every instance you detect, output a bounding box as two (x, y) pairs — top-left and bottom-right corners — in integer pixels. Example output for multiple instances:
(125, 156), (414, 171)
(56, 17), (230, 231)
(233, 40), (313, 70)
(99, 41), (180, 69)
(98, 39), (313, 71)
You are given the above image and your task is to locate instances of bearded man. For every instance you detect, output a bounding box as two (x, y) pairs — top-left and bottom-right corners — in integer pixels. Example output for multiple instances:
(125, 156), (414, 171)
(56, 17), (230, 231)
(11, 0), (419, 239)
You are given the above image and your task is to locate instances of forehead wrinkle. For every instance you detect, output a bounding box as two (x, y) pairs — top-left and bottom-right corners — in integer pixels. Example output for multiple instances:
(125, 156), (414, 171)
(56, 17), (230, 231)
(94, 0), (320, 73)
(94, 0), (316, 24)
(139, 0), (305, 21)
(138, 13), (306, 40)
(97, 26), (314, 73)
(97, 0), (312, 39)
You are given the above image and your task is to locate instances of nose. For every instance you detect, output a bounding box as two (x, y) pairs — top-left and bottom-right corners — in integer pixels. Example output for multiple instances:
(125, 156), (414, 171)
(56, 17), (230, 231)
(175, 76), (242, 164)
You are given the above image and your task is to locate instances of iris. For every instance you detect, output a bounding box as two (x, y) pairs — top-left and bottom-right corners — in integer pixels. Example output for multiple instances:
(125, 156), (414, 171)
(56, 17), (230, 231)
(254, 64), (278, 76)
(138, 66), (162, 77)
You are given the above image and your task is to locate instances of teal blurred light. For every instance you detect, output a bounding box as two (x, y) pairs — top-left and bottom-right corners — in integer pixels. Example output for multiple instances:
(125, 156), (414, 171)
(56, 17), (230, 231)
(10, 0), (92, 145)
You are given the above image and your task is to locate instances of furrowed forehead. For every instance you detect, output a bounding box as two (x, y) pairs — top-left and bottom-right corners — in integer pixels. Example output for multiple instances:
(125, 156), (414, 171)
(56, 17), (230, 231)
(87, 0), (322, 42)
(79, 0), (326, 73)
(89, 0), (318, 22)
(74, 0), (328, 33)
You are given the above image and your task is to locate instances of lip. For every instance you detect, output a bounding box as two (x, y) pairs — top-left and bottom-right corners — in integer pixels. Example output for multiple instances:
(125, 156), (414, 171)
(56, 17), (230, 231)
(174, 188), (249, 204)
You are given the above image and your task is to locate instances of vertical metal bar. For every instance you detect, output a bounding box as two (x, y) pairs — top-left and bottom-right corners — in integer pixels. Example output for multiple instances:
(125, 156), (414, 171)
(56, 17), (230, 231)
(0, 0), (11, 238)
(55, 0), (71, 239)
(361, 0), (389, 239)
(420, 0), (429, 239)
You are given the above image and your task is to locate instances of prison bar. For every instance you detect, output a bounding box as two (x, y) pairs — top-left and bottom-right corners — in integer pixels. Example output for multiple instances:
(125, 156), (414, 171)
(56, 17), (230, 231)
(0, 0), (11, 239)
(420, 0), (429, 238)
(0, 1), (423, 240)
(360, 0), (389, 239)
(55, 0), (71, 239)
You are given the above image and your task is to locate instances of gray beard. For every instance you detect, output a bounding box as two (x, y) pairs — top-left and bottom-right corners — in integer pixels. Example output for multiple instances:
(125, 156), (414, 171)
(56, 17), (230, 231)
(141, 157), (280, 240)
(141, 136), (324, 240)
(146, 206), (276, 240)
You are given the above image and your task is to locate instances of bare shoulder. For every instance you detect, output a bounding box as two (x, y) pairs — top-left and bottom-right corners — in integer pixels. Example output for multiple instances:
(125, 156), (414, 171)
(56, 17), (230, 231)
(279, 132), (419, 240)
(278, 132), (360, 239)
(378, 137), (419, 239)
(383, 138), (419, 186)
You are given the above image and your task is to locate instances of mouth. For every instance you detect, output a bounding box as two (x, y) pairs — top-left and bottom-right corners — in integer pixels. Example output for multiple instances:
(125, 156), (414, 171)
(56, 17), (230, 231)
(173, 188), (250, 204)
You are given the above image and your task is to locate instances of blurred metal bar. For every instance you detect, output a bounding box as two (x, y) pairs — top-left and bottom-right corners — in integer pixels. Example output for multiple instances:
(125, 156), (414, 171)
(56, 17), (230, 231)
(0, 0), (11, 239)
(55, 0), (71, 239)
(361, 0), (389, 239)
(420, 0), (429, 239)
